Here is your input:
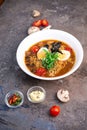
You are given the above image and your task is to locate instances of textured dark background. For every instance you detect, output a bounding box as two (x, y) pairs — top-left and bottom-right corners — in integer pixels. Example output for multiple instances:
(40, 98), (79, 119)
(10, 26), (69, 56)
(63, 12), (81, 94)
(0, 0), (87, 130)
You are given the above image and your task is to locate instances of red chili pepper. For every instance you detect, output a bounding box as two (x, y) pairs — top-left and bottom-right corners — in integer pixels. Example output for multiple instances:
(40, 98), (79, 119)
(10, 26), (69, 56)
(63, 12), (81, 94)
(8, 98), (13, 105)
(35, 67), (47, 76)
(12, 95), (18, 103)
(8, 94), (19, 105)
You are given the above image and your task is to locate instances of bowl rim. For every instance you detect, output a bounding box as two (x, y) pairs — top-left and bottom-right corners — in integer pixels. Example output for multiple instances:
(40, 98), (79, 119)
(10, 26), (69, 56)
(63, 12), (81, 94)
(27, 86), (46, 103)
(16, 29), (84, 80)
(5, 90), (24, 108)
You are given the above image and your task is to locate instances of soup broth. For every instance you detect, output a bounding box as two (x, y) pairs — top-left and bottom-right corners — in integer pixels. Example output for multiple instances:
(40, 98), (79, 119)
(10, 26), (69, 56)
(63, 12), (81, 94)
(25, 40), (76, 77)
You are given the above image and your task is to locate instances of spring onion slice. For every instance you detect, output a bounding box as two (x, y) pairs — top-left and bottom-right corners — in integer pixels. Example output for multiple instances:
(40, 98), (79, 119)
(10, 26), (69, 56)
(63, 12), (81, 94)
(42, 50), (58, 70)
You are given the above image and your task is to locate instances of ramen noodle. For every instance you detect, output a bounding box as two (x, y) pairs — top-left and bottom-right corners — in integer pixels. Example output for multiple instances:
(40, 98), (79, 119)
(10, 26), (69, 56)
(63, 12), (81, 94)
(25, 40), (76, 77)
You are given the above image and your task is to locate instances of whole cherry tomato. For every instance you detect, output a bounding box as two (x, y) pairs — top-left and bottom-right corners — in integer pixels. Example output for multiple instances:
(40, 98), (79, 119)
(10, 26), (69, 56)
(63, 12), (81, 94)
(35, 67), (47, 76)
(41, 19), (49, 27)
(31, 45), (39, 53)
(32, 20), (42, 27)
(50, 105), (60, 117)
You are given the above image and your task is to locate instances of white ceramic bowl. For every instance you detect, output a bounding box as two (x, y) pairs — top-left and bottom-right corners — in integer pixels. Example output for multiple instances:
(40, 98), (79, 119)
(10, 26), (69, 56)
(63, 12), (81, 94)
(16, 29), (83, 80)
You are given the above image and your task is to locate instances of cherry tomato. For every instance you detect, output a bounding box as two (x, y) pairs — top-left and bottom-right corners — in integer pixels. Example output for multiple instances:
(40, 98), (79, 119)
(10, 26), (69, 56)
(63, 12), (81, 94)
(41, 19), (49, 27)
(31, 45), (39, 53)
(35, 67), (47, 76)
(50, 105), (60, 117)
(65, 47), (72, 52)
(32, 20), (42, 27)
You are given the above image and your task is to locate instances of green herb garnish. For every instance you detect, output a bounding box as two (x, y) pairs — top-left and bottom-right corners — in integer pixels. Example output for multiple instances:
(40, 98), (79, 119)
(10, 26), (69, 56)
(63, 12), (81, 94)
(8, 93), (22, 106)
(42, 50), (58, 70)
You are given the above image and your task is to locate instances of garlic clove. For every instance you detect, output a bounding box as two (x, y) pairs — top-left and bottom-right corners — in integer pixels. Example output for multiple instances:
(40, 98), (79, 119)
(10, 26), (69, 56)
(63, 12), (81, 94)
(32, 10), (41, 17)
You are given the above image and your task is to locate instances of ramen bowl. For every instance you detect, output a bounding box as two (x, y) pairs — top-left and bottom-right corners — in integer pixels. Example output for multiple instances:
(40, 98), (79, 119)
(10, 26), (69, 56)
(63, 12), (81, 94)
(16, 29), (83, 80)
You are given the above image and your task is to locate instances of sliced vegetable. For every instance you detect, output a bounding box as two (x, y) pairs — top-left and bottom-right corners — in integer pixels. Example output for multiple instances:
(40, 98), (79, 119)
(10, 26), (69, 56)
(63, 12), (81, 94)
(50, 105), (60, 117)
(58, 50), (70, 61)
(42, 50), (58, 70)
(8, 93), (22, 106)
(31, 45), (39, 53)
(35, 67), (47, 76)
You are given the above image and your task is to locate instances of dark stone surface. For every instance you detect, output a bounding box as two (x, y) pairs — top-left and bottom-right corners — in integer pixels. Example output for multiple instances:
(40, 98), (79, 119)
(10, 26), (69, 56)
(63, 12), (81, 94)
(0, 0), (87, 130)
